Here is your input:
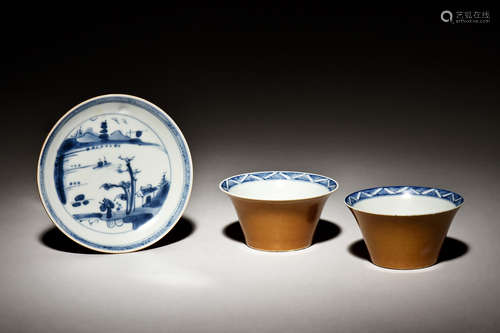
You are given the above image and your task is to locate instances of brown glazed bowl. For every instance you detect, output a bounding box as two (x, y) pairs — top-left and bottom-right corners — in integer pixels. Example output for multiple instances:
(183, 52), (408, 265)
(345, 186), (464, 269)
(220, 171), (338, 251)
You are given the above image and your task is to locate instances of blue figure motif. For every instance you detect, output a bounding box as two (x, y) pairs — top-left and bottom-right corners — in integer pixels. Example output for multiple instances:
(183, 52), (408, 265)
(99, 198), (115, 218)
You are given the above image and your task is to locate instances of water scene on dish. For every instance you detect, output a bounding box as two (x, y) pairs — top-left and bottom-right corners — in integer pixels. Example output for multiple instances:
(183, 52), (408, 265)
(54, 114), (171, 233)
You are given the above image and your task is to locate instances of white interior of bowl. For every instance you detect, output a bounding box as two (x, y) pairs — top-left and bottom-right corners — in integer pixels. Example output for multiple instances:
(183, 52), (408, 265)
(352, 195), (456, 215)
(227, 179), (330, 200)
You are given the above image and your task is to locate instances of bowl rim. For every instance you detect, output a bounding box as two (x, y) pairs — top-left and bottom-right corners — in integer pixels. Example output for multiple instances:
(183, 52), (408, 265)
(218, 170), (339, 202)
(344, 185), (464, 216)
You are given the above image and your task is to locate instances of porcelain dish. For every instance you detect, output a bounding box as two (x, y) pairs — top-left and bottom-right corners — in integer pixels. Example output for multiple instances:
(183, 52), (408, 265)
(37, 94), (192, 253)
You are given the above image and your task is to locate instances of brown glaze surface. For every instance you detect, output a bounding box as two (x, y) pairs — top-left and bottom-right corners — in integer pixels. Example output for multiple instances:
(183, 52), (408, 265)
(349, 207), (459, 269)
(230, 195), (329, 251)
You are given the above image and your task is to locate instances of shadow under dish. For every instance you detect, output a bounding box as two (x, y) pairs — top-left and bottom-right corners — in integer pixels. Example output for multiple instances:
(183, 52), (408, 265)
(39, 216), (196, 254)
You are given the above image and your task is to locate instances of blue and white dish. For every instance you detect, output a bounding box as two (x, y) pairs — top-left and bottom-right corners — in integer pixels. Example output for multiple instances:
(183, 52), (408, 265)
(344, 186), (464, 215)
(220, 171), (338, 200)
(37, 94), (193, 253)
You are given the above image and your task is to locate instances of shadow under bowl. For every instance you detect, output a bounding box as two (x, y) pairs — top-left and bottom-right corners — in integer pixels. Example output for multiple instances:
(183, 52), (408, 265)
(220, 171), (338, 251)
(345, 186), (464, 270)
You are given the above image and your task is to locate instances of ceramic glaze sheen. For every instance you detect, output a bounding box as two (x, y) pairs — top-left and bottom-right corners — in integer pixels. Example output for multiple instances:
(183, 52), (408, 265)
(231, 196), (329, 251)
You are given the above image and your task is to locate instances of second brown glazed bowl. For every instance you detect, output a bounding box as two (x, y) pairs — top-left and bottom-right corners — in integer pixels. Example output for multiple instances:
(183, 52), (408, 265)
(220, 171), (338, 251)
(345, 186), (464, 270)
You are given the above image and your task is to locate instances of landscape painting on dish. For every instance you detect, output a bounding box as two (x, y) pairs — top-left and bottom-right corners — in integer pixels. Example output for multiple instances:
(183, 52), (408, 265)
(54, 114), (171, 234)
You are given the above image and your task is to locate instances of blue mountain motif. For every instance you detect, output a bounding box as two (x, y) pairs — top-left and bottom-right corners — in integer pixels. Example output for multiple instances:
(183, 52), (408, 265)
(55, 121), (159, 204)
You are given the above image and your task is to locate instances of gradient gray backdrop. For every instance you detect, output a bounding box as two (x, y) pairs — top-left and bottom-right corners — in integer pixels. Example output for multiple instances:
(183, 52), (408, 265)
(1, 5), (499, 333)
